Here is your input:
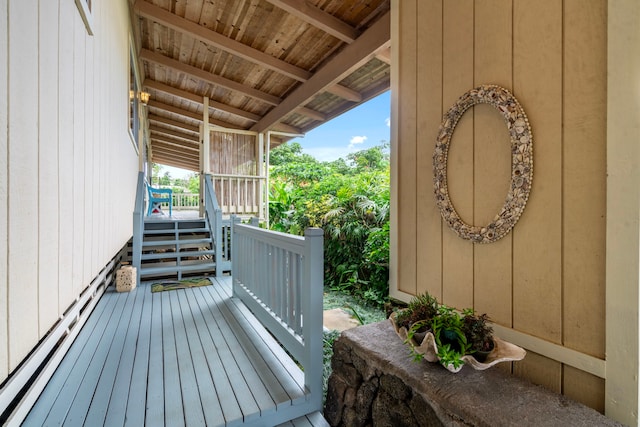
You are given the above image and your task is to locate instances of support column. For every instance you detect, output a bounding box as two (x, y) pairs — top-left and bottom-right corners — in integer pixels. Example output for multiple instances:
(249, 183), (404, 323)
(258, 132), (264, 221)
(605, 1), (640, 425)
(200, 97), (210, 217)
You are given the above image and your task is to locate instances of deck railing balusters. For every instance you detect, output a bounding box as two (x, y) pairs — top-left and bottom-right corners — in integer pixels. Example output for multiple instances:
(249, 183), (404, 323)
(231, 223), (324, 413)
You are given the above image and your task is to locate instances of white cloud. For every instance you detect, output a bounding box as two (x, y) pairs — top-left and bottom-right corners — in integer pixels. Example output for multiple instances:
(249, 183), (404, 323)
(348, 135), (367, 149)
(385, 117), (391, 127)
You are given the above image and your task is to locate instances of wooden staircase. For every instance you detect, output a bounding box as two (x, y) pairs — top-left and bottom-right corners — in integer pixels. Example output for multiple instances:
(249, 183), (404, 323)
(140, 218), (217, 280)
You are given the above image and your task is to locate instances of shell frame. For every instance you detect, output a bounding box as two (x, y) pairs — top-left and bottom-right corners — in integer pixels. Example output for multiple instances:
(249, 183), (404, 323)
(433, 85), (533, 243)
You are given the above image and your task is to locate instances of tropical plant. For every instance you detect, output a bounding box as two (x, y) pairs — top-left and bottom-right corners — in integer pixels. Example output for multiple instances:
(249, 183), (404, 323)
(398, 292), (495, 369)
(268, 142), (391, 306)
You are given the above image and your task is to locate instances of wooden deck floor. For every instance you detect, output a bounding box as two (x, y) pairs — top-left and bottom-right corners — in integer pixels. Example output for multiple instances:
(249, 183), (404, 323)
(22, 277), (327, 427)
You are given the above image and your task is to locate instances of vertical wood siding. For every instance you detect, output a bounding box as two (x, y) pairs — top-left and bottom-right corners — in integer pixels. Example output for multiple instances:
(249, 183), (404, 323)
(0, 0), (9, 382)
(392, 0), (607, 411)
(0, 0), (139, 380)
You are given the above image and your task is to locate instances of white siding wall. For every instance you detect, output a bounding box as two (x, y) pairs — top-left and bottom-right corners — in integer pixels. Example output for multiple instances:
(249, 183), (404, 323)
(0, 0), (139, 380)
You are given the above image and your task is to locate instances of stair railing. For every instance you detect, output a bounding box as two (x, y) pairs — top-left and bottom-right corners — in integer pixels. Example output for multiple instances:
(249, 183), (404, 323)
(203, 174), (224, 277)
(231, 222), (324, 414)
(132, 171), (145, 284)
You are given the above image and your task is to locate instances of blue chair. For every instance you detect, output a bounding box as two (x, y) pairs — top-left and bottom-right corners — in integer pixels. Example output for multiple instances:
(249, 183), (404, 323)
(146, 182), (173, 216)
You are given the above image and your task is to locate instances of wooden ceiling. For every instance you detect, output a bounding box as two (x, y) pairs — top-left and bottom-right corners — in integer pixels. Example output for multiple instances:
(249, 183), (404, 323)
(130, 0), (391, 171)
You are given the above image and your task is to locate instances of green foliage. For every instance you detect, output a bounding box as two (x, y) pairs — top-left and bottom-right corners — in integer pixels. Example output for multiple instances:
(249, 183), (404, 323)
(268, 142), (390, 306)
(399, 292), (494, 370)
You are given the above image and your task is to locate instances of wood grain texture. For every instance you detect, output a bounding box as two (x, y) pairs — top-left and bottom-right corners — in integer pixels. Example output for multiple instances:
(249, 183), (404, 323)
(563, 0), (607, 358)
(472, 0), (513, 326)
(564, 365), (605, 413)
(415, 0), (443, 298)
(513, 351), (562, 394)
(392, 0), (611, 409)
(396, 0), (417, 295)
(441, 0), (474, 307)
(512, 0), (563, 343)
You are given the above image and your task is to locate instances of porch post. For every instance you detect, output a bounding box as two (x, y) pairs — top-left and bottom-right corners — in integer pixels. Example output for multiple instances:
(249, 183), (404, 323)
(200, 96), (210, 217)
(258, 132), (264, 221)
(265, 132), (271, 227)
(605, 1), (640, 424)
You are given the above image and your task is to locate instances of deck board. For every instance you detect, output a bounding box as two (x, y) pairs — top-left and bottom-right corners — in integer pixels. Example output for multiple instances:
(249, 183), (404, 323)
(23, 276), (326, 426)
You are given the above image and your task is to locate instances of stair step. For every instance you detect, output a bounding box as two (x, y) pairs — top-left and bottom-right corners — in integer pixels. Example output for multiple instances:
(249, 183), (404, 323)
(142, 238), (213, 247)
(141, 250), (215, 261)
(143, 227), (210, 235)
(139, 262), (217, 277)
(143, 220), (207, 231)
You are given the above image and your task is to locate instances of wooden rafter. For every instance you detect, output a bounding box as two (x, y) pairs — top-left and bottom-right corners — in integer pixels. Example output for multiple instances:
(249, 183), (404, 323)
(149, 125), (199, 143)
(135, 1), (361, 104)
(147, 99), (239, 128)
(139, 49), (282, 106)
(264, 0), (360, 43)
(148, 114), (200, 134)
(144, 79), (261, 122)
(135, 0), (311, 82)
(151, 138), (199, 154)
(251, 11), (390, 133)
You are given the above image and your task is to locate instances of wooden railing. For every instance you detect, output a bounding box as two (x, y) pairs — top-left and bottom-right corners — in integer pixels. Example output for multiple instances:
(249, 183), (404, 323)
(231, 223), (324, 413)
(203, 174), (232, 276)
(211, 173), (264, 216)
(132, 171), (145, 283)
(171, 192), (199, 211)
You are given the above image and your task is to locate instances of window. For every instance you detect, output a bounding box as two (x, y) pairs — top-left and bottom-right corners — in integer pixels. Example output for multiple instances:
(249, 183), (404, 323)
(74, 0), (94, 35)
(129, 48), (140, 153)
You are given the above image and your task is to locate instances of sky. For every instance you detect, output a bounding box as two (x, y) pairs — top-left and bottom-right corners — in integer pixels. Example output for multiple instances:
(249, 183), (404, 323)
(162, 90), (391, 178)
(295, 90), (391, 162)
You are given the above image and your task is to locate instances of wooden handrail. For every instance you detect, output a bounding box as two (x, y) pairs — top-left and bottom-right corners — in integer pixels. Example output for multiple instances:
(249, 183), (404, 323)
(203, 174), (224, 277)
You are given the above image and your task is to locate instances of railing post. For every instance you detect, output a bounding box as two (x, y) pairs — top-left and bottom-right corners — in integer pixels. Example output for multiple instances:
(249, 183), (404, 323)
(132, 172), (145, 285)
(302, 227), (324, 410)
(230, 215), (242, 295)
(215, 208), (223, 277)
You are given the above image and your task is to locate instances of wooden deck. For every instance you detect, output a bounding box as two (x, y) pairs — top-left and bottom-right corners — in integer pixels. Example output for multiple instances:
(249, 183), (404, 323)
(22, 277), (328, 427)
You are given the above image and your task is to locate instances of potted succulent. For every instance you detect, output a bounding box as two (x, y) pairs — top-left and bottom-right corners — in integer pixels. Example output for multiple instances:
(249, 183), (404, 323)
(461, 309), (494, 362)
(390, 292), (525, 372)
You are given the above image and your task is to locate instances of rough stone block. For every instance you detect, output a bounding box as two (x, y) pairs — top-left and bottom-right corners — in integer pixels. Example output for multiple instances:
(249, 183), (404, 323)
(324, 321), (623, 427)
(116, 265), (136, 292)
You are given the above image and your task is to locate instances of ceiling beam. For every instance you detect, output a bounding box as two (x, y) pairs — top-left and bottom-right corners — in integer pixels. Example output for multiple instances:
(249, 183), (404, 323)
(153, 149), (200, 169)
(251, 11), (390, 133)
(136, 1), (359, 103)
(147, 100), (242, 129)
(264, 0), (359, 43)
(152, 147), (198, 162)
(144, 79), (261, 122)
(151, 136), (200, 151)
(324, 84), (362, 103)
(149, 125), (199, 142)
(152, 139), (200, 155)
(135, 0), (311, 82)
(376, 46), (391, 65)
(140, 49), (282, 106)
(296, 106), (326, 122)
(148, 114), (200, 134)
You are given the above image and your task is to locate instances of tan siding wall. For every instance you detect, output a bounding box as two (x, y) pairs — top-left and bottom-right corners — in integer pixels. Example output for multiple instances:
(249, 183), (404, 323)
(392, 0), (607, 411)
(0, 0), (139, 379)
